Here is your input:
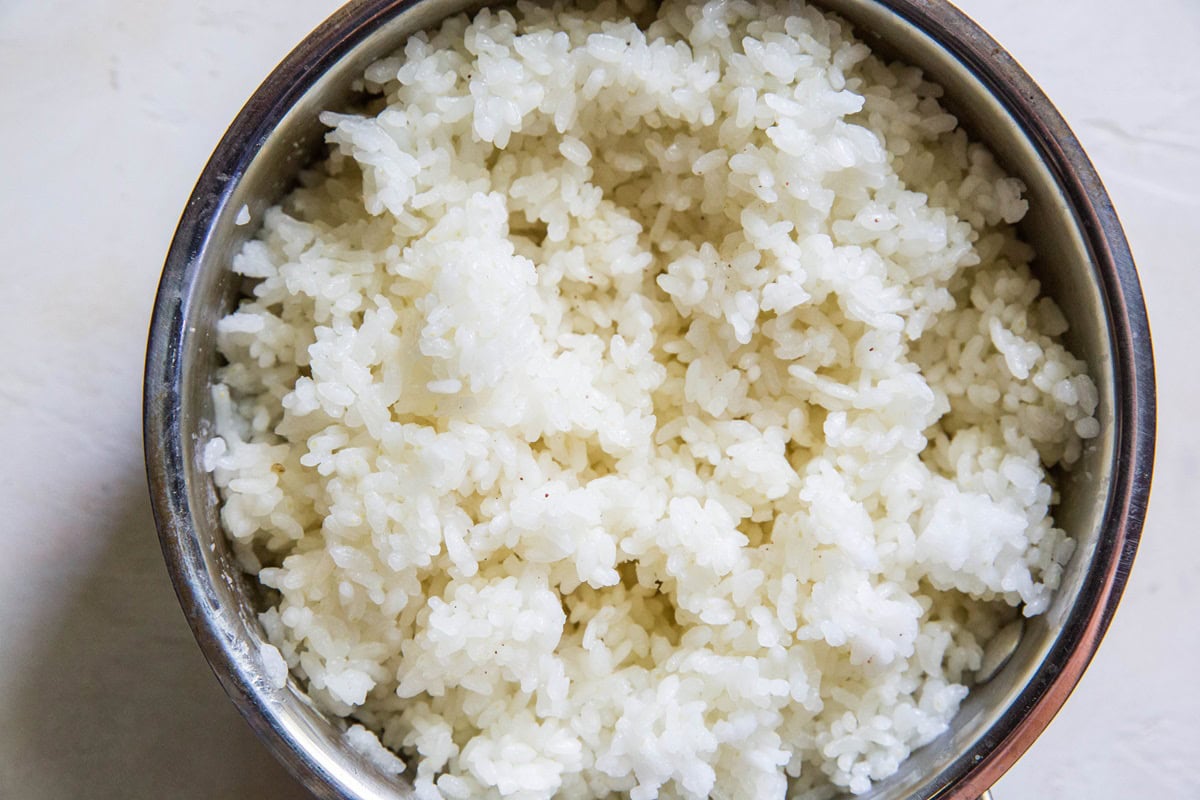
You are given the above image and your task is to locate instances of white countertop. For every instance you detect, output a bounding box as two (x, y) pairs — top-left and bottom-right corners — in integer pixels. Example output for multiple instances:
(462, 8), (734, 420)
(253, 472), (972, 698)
(1, 1), (1195, 797)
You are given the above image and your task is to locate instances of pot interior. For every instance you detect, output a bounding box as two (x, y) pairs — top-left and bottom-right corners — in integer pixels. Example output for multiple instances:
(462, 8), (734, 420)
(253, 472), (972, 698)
(150, 1), (1134, 798)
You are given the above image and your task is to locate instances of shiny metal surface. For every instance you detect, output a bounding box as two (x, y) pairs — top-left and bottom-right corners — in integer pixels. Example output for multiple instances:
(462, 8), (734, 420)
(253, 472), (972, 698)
(143, 1), (1156, 798)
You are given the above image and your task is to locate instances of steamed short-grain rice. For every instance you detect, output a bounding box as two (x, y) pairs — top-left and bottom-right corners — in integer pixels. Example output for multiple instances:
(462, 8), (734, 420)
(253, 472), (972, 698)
(206, 0), (1099, 796)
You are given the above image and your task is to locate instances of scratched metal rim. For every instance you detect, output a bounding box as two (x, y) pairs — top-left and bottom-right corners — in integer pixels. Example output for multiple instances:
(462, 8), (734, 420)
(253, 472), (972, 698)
(143, 1), (1156, 798)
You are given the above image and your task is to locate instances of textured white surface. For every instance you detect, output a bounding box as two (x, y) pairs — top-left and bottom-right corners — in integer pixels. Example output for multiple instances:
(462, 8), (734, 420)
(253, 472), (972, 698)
(0, 1), (1194, 798)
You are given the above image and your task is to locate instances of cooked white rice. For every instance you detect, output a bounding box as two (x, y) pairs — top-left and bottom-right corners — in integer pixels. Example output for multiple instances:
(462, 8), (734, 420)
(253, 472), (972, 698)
(206, 0), (1099, 796)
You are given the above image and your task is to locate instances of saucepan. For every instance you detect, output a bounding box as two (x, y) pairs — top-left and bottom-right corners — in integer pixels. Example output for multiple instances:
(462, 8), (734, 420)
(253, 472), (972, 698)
(143, 1), (1155, 797)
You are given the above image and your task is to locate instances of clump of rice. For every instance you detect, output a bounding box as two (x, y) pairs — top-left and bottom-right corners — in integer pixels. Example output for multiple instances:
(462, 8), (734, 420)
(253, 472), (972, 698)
(206, 0), (1099, 796)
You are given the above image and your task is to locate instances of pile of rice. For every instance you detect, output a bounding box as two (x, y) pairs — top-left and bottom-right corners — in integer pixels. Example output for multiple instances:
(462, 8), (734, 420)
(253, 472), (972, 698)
(205, 0), (1099, 796)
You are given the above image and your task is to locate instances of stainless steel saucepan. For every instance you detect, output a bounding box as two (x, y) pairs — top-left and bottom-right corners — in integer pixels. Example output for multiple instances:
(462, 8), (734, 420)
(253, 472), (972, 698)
(144, 1), (1155, 797)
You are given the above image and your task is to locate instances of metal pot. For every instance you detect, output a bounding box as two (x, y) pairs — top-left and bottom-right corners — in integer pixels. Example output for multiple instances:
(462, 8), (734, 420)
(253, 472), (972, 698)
(143, 1), (1156, 797)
